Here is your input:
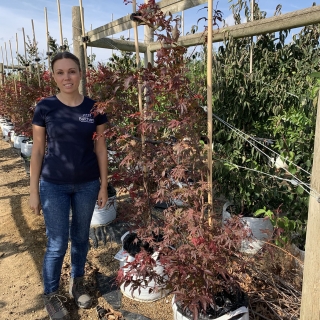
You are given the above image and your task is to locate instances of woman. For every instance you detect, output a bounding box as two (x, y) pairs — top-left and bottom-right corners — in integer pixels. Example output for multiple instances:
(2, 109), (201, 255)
(29, 52), (108, 320)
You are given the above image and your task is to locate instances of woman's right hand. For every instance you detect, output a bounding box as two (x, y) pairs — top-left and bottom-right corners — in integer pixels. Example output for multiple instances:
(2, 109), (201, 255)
(29, 192), (41, 215)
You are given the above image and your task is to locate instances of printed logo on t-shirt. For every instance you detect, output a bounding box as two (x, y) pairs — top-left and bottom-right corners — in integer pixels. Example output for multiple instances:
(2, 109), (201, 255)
(79, 114), (94, 123)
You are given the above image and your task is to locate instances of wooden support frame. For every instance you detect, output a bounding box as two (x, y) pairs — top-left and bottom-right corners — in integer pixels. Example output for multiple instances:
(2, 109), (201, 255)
(86, 38), (148, 52)
(86, 0), (207, 42)
(149, 4), (320, 51)
(86, 4), (320, 54)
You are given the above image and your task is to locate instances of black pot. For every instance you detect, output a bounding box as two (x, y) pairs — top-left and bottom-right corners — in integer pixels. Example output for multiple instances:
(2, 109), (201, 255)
(175, 288), (248, 320)
(122, 232), (164, 257)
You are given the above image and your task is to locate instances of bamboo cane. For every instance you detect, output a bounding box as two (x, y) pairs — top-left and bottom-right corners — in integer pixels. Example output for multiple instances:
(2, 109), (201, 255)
(0, 46), (4, 84)
(79, 0), (88, 70)
(57, 0), (64, 51)
(207, 1), (214, 225)
(22, 27), (29, 86)
(4, 42), (9, 74)
(9, 40), (17, 95)
(16, 33), (21, 82)
(132, 0), (149, 218)
(1, 46), (5, 82)
(44, 7), (52, 72)
(249, 0), (255, 74)
(31, 19), (41, 87)
(112, 14), (114, 56)
(181, 10), (185, 36)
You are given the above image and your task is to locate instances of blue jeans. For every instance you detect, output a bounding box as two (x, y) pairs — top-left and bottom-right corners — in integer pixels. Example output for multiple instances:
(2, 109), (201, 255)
(40, 179), (100, 294)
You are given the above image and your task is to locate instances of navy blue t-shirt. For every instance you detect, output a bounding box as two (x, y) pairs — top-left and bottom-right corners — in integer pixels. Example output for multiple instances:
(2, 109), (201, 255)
(32, 95), (107, 184)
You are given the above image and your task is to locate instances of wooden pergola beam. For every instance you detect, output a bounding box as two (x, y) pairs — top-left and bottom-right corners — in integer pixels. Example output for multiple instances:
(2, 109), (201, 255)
(86, 0), (207, 42)
(87, 38), (147, 53)
(148, 4), (320, 51)
(2, 65), (26, 70)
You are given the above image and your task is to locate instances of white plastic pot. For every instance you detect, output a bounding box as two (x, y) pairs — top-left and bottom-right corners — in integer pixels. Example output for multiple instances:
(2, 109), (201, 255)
(14, 135), (26, 149)
(90, 195), (117, 226)
(9, 130), (15, 143)
(114, 232), (168, 302)
(20, 139), (33, 157)
(172, 297), (249, 320)
(222, 202), (273, 255)
(2, 124), (14, 140)
(0, 120), (9, 130)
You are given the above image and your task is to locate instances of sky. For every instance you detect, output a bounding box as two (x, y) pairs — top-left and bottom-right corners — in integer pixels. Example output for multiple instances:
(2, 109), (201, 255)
(0, 0), (314, 69)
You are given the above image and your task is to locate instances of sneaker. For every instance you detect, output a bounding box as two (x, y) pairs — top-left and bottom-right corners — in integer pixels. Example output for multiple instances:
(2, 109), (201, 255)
(69, 277), (92, 309)
(43, 292), (70, 320)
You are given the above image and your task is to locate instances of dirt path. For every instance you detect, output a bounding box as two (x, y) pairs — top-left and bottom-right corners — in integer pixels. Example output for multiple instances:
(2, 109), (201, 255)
(0, 137), (173, 320)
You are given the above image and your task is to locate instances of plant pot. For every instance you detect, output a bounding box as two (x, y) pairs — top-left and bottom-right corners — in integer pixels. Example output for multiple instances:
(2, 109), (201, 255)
(20, 139), (33, 158)
(13, 135), (26, 149)
(222, 202), (273, 254)
(8, 130), (15, 145)
(114, 232), (168, 302)
(90, 184), (117, 226)
(23, 158), (30, 175)
(90, 195), (117, 226)
(2, 124), (14, 141)
(172, 296), (249, 320)
(0, 119), (11, 131)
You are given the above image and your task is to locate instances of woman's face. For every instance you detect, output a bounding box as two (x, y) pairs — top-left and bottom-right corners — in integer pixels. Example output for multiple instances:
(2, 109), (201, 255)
(52, 58), (81, 94)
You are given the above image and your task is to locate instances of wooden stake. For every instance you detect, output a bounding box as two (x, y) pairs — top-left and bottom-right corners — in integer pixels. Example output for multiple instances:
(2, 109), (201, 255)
(31, 19), (41, 86)
(79, 0), (88, 70)
(132, 0), (149, 218)
(181, 10), (185, 36)
(90, 24), (93, 60)
(57, 0), (64, 50)
(9, 40), (17, 94)
(207, 0), (213, 225)
(16, 33), (21, 82)
(1, 46), (5, 83)
(44, 7), (51, 71)
(22, 27), (29, 85)
(300, 89), (320, 319)
(4, 42), (9, 72)
(249, 0), (254, 74)
(112, 13), (114, 56)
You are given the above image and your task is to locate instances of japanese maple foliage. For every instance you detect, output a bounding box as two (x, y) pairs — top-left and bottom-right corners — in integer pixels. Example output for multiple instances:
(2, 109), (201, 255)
(90, 1), (250, 319)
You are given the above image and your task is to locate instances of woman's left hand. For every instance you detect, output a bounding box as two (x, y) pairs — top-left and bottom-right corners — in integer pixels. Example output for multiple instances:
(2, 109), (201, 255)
(97, 186), (108, 209)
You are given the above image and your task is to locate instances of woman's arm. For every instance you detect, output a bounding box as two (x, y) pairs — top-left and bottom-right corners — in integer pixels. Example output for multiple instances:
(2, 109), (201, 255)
(29, 124), (46, 215)
(95, 123), (108, 208)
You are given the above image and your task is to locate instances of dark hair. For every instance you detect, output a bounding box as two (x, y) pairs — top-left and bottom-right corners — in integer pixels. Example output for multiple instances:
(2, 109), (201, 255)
(51, 52), (81, 72)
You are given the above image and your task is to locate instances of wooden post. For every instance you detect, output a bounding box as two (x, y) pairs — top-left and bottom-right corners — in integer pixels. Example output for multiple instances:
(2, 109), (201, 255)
(207, 0), (213, 224)
(300, 90), (320, 319)
(72, 6), (86, 95)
